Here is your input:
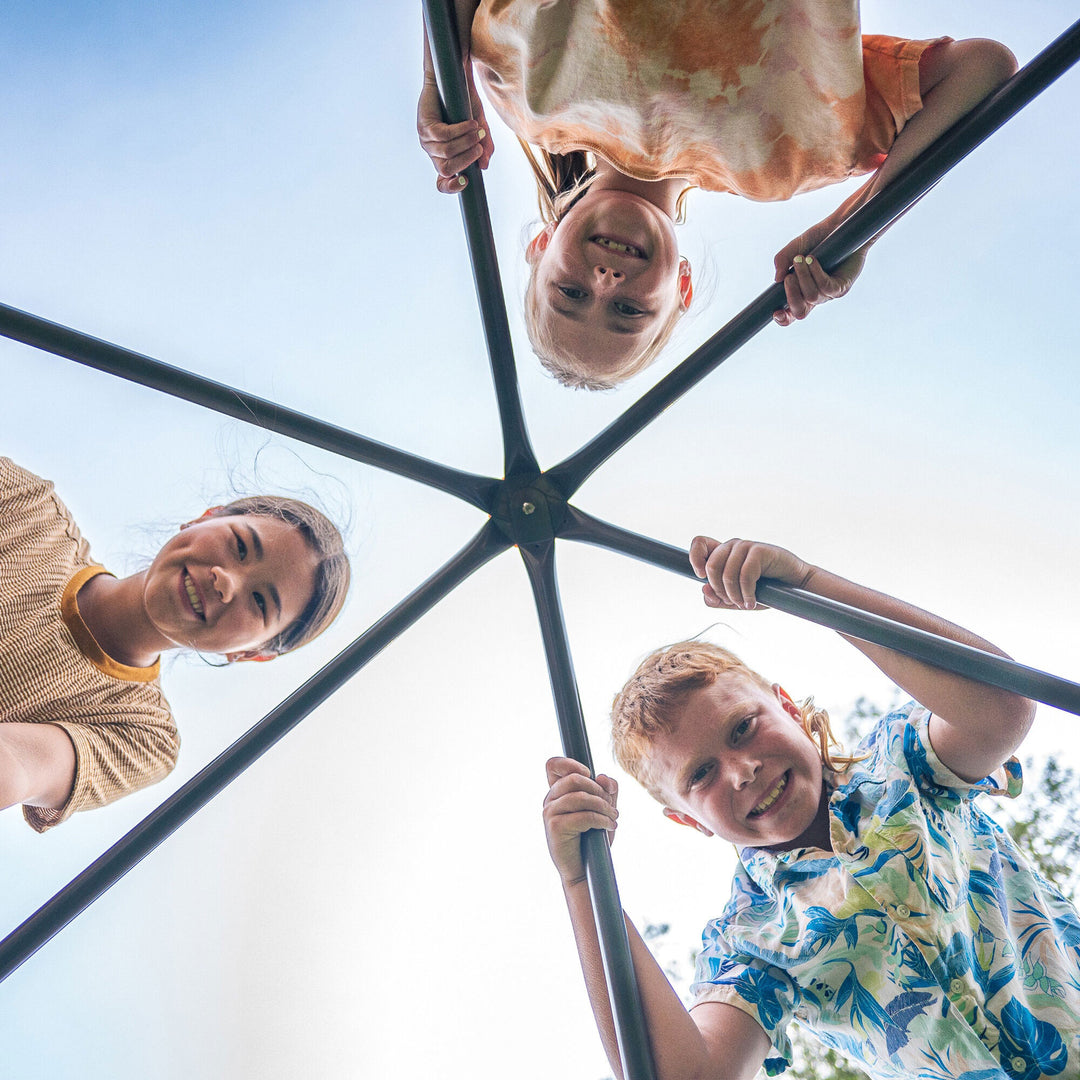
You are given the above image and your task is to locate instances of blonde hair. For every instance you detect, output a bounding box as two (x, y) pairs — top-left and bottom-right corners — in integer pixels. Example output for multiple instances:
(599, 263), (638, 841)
(610, 640), (862, 804)
(519, 141), (692, 390)
(211, 496), (350, 655)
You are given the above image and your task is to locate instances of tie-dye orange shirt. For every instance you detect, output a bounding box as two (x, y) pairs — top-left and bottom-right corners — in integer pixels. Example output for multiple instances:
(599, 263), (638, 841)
(471, 0), (946, 201)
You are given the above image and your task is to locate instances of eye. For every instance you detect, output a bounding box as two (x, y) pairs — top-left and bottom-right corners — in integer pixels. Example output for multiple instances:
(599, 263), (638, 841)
(733, 716), (754, 743)
(689, 762), (714, 790)
(613, 300), (646, 317)
(557, 284), (587, 300)
(235, 532), (247, 561)
(253, 592), (267, 618)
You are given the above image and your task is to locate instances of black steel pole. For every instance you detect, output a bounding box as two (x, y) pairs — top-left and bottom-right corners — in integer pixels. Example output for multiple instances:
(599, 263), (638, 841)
(547, 19), (1080, 500)
(421, 0), (539, 481)
(559, 506), (1080, 716)
(518, 540), (657, 1080)
(0, 521), (511, 982)
(0, 301), (499, 513)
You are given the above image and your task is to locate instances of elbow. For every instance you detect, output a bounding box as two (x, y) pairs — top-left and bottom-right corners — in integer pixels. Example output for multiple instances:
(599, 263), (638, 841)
(965, 38), (1019, 87)
(0, 757), (31, 813)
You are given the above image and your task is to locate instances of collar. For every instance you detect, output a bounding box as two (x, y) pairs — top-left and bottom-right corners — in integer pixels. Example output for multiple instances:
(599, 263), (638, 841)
(737, 773), (848, 895)
(61, 565), (161, 683)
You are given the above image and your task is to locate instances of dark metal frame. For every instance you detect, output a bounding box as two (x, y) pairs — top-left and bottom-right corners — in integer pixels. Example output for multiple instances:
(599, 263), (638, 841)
(2, 8), (1079, 1077)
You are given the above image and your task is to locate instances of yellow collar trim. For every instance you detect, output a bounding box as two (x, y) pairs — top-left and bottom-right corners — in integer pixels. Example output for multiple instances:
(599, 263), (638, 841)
(61, 566), (161, 683)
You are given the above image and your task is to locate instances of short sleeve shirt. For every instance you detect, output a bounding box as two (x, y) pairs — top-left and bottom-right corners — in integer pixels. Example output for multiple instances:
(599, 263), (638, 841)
(0, 457), (179, 832)
(471, 0), (945, 200)
(690, 702), (1080, 1079)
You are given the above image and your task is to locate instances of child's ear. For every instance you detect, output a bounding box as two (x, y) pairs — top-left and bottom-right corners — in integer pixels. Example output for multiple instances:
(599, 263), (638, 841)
(663, 807), (714, 837)
(773, 683), (801, 721)
(181, 506), (226, 530)
(226, 650), (277, 664)
(677, 256), (693, 311)
(526, 222), (557, 264)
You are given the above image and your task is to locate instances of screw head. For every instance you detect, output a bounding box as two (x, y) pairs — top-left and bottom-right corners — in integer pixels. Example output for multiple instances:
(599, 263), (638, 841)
(521, 501), (536, 515)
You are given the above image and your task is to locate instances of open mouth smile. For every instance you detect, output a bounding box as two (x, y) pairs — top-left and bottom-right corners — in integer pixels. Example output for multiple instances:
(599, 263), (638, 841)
(183, 571), (206, 620)
(748, 771), (789, 817)
(590, 235), (646, 259)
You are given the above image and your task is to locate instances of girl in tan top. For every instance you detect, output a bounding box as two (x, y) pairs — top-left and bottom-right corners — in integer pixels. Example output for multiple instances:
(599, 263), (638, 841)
(0, 457), (350, 832)
(417, 1), (1015, 388)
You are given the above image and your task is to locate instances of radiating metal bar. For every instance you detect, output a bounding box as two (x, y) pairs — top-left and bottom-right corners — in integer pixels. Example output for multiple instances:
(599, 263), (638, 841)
(518, 540), (656, 1080)
(0, 301), (499, 513)
(560, 506), (1080, 716)
(547, 20), (1080, 500)
(422, 0), (539, 481)
(0, 521), (511, 982)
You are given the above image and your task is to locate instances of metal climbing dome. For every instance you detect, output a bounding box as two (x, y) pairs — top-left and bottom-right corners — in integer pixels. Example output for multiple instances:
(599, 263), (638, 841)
(2, 5), (1079, 1076)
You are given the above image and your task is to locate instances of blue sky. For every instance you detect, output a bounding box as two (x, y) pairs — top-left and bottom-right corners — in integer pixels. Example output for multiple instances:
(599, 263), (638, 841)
(1, 3), (1078, 1078)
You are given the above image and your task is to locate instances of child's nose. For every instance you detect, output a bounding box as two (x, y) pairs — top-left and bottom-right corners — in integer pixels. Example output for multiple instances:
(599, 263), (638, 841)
(592, 264), (625, 289)
(211, 566), (236, 604)
(730, 757), (759, 789)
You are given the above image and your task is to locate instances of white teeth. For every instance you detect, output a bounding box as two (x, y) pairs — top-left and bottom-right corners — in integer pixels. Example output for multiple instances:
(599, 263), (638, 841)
(184, 573), (204, 617)
(750, 774), (787, 816)
(592, 236), (644, 257)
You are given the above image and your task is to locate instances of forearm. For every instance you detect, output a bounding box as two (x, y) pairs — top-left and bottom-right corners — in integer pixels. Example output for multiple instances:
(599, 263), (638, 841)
(562, 879), (719, 1080)
(422, 0), (480, 77)
(799, 563), (1035, 762)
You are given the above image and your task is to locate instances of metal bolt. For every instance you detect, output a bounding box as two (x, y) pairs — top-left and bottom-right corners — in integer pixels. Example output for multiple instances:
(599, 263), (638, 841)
(521, 501), (536, 515)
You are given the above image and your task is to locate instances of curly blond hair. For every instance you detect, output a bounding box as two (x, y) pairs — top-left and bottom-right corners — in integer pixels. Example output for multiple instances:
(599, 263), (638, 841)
(610, 640), (861, 804)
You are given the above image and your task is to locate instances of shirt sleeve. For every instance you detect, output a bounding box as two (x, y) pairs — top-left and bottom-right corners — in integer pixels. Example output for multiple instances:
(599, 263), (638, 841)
(856, 35), (953, 168)
(690, 925), (798, 1075)
(23, 713), (180, 833)
(905, 706), (1023, 801)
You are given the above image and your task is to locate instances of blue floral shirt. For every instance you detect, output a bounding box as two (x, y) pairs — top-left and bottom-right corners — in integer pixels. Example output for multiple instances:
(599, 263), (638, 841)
(689, 702), (1080, 1079)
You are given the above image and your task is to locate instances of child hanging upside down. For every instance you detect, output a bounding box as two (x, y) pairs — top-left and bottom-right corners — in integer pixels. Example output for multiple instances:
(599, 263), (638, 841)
(0, 457), (349, 833)
(544, 537), (1079, 1078)
(418, 2), (1016, 388)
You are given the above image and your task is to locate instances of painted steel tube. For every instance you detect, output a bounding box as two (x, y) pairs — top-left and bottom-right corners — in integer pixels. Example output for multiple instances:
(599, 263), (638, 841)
(0, 300), (500, 512)
(422, 0), (539, 480)
(518, 540), (657, 1080)
(0, 521), (511, 983)
(559, 506), (1080, 716)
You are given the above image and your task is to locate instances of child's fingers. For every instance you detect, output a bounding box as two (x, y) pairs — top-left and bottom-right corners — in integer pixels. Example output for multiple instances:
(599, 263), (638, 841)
(428, 129), (485, 172)
(704, 537), (765, 610)
(783, 262), (812, 320)
(545, 756), (592, 786)
(703, 537), (740, 607)
(545, 772), (616, 813)
(689, 534), (719, 579)
(722, 540), (756, 609)
(596, 773), (619, 804)
(545, 788), (618, 822)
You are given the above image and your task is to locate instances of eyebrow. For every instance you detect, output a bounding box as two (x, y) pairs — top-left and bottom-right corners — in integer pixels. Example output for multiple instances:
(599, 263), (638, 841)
(248, 525), (282, 621)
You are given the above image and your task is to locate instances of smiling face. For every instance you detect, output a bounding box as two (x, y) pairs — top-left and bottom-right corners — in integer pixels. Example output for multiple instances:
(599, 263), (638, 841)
(528, 188), (689, 382)
(141, 513), (321, 660)
(651, 675), (827, 850)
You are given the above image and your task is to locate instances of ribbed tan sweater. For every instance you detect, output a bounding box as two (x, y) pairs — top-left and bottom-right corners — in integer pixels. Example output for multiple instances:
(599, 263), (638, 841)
(0, 457), (178, 832)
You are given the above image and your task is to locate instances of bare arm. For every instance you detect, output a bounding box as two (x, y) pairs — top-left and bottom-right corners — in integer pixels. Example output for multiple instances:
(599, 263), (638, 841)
(418, 1), (494, 194)
(544, 757), (770, 1080)
(0, 722), (77, 813)
(774, 38), (1018, 324)
(690, 538), (1036, 783)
